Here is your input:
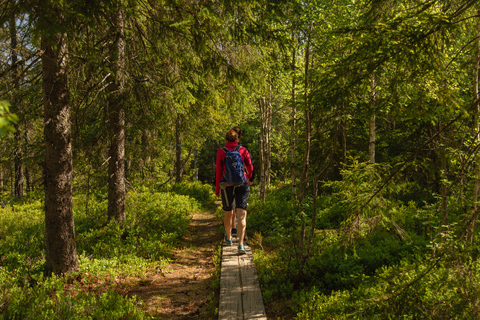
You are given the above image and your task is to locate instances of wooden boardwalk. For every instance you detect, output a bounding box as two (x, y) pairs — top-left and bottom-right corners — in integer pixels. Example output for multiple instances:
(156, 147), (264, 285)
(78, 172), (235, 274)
(218, 234), (267, 320)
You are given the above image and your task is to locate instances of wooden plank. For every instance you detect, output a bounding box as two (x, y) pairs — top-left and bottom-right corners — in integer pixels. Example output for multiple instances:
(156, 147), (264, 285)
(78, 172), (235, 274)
(219, 233), (267, 320)
(219, 244), (242, 319)
(239, 246), (267, 320)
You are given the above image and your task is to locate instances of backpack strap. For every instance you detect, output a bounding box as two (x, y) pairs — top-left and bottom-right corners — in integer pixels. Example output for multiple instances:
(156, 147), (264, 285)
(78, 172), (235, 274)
(222, 145), (241, 153)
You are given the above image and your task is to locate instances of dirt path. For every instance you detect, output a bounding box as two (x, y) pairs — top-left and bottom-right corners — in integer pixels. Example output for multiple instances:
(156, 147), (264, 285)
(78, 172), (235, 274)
(126, 210), (223, 319)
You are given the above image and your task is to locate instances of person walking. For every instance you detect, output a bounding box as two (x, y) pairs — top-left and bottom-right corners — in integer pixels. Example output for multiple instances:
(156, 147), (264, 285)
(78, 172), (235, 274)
(215, 129), (253, 254)
(230, 126), (255, 237)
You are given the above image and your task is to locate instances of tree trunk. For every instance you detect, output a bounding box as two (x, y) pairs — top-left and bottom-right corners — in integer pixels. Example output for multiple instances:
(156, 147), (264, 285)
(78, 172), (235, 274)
(300, 175), (319, 271)
(24, 121), (31, 193)
(291, 43), (298, 204)
(194, 147), (198, 181)
(42, 30), (79, 275)
(368, 73), (376, 165)
(341, 103), (347, 167)
(470, 10), (480, 242)
(258, 97), (266, 201)
(266, 96), (272, 190)
(14, 129), (23, 197)
(11, 13), (23, 198)
(175, 114), (183, 183)
(440, 131), (448, 225)
(298, 23), (313, 254)
(107, 5), (126, 222)
(258, 93), (272, 200)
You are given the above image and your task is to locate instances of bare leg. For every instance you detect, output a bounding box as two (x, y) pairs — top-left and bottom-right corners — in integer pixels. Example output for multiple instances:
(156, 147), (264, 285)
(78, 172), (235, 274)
(231, 209), (236, 232)
(236, 208), (247, 246)
(224, 210), (233, 240)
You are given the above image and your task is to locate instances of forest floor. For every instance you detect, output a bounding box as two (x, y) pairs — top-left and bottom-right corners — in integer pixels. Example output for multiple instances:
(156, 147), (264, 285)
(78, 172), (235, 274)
(105, 206), (290, 319)
(121, 208), (223, 319)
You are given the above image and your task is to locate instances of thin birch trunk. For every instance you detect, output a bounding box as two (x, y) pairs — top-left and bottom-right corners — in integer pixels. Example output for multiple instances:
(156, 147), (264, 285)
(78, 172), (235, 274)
(299, 23), (313, 254)
(266, 94), (272, 190)
(369, 73), (376, 165)
(291, 43), (298, 204)
(175, 114), (183, 183)
(258, 97), (266, 201)
(107, 5), (126, 221)
(440, 131), (448, 224)
(24, 120), (31, 193)
(341, 102), (347, 168)
(194, 147), (198, 181)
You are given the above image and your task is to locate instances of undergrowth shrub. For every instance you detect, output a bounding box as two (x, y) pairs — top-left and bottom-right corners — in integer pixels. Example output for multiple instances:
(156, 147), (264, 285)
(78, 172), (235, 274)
(247, 185), (296, 241)
(253, 250), (295, 303)
(303, 229), (422, 293)
(0, 186), (205, 319)
(0, 269), (146, 319)
(0, 198), (45, 271)
(251, 167), (437, 318)
(295, 245), (480, 319)
(75, 191), (196, 259)
(170, 181), (217, 207)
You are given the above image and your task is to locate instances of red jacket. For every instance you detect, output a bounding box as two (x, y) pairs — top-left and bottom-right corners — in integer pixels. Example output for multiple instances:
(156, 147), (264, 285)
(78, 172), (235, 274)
(215, 141), (253, 196)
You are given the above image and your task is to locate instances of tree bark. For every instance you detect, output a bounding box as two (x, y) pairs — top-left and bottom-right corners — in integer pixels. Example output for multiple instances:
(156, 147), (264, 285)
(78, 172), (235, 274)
(470, 9), (480, 242)
(107, 5), (126, 222)
(11, 13), (23, 198)
(341, 102), (347, 169)
(291, 42), (298, 204)
(42, 30), (79, 275)
(266, 95), (272, 190)
(298, 23), (313, 254)
(194, 147), (198, 181)
(175, 114), (183, 183)
(24, 121), (31, 193)
(369, 73), (376, 165)
(258, 97), (266, 201)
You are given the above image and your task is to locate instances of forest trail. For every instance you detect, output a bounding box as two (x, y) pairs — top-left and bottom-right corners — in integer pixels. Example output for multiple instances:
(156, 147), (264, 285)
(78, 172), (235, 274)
(124, 209), (223, 319)
(218, 232), (267, 320)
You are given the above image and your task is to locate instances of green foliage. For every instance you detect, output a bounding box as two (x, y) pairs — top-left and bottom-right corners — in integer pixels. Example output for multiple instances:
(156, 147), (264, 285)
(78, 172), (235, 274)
(0, 199), (45, 270)
(0, 187), (205, 319)
(253, 250), (295, 303)
(251, 175), (455, 318)
(295, 246), (480, 319)
(303, 230), (424, 293)
(0, 100), (18, 137)
(75, 191), (196, 260)
(170, 181), (217, 207)
(247, 184), (296, 241)
(0, 270), (146, 319)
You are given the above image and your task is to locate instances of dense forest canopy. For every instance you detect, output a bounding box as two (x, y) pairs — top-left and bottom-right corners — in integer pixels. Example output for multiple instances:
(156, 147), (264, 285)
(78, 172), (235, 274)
(2, 0), (480, 318)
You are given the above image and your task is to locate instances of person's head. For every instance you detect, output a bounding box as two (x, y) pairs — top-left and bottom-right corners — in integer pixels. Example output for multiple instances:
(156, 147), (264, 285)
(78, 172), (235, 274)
(231, 126), (242, 139)
(225, 129), (239, 142)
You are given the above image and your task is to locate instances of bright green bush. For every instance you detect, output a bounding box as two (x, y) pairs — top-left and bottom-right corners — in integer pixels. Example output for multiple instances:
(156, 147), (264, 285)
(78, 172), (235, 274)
(253, 250), (295, 303)
(0, 186), (205, 319)
(247, 185), (296, 239)
(75, 191), (195, 259)
(170, 181), (217, 207)
(0, 269), (146, 319)
(0, 199), (45, 270)
(295, 249), (480, 319)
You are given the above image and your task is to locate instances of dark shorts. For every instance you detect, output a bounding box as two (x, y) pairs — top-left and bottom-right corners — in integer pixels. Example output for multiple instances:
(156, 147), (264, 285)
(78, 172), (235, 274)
(220, 183), (250, 211)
